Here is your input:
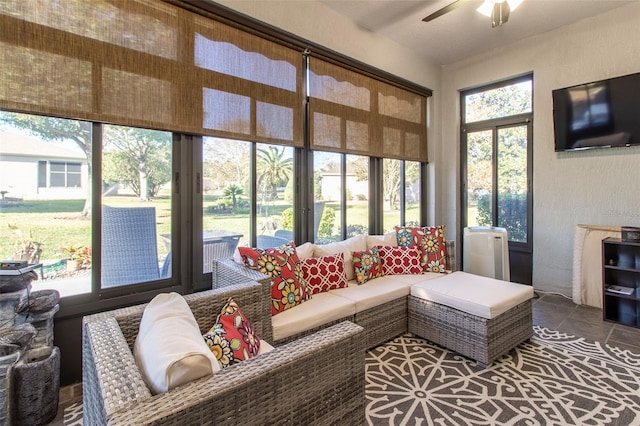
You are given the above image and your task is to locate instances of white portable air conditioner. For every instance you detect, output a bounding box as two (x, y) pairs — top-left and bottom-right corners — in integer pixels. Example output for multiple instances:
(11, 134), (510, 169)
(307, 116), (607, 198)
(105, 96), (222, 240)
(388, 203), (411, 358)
(463, 226), (510, 281)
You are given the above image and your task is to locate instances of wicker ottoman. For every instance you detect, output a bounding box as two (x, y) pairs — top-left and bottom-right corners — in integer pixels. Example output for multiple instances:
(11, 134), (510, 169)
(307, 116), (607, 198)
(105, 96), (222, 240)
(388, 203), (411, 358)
(408, 271), (534, 366)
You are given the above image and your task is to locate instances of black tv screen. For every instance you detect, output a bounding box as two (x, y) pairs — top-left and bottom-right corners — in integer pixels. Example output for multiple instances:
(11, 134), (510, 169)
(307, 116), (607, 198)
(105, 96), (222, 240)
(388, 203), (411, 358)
(552, 71), (640, 151)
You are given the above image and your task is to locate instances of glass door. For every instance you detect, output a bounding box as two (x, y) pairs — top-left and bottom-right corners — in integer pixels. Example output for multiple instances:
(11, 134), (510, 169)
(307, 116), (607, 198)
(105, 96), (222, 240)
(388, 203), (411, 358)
(461, 75), (533, 284)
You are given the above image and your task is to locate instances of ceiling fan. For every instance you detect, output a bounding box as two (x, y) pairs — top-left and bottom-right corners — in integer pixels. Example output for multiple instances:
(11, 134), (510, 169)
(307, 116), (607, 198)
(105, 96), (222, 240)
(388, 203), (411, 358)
(422, 0), (524, 28)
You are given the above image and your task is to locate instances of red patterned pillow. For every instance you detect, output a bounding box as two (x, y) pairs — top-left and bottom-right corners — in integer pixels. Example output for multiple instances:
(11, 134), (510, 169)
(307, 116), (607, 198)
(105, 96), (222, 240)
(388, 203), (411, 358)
(300, 253), (348, 294)
(352, 246), (383, 284)
(238, 241), (310, 316)
(203, 297), (261, 369)
(395, 225), (447, 273)
(376, 245), (423, 275)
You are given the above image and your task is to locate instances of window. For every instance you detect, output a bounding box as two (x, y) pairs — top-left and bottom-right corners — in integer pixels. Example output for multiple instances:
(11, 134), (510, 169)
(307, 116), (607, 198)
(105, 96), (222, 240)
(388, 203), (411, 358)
(382, 159), (422, 232)
(202, 136), (251, 272)
(101, 124), (172, 290)
(314, 151), (343, 242)
(464, 79), (532, 123)
(50, 162), (81, 188)
(0, 112), (93, 298)
(405, 161), (421, 225)
(256, 145), (294, 244)
(462, 76), (532, 243)
(383, 158), (401, 232)
(313, 152), (374, 243)
(346, 155), (369, 237)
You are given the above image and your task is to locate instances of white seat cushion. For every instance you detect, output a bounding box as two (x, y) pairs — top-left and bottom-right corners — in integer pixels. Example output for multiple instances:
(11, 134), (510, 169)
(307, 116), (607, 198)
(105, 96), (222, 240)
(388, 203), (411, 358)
(392, 273), (446, 286)
(271, 292), (355, 341)
(257, 340), (275, 355)
(410, 271), (534, 319)
(331, 273), (442, 313)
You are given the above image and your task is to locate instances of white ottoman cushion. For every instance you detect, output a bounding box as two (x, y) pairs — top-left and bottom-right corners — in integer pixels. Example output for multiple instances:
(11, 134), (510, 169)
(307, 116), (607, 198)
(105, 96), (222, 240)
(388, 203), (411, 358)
(410, 271), (533, 319)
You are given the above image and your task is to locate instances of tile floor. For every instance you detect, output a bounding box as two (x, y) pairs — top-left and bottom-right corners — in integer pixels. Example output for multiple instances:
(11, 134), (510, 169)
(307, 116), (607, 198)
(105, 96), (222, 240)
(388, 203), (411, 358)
(46, 290), (640, 425)
(532, 291), (640, 354)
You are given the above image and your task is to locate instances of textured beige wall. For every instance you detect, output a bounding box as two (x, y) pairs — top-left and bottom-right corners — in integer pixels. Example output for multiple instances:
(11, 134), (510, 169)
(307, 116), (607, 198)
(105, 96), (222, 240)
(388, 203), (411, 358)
(440, 2), (640, 295)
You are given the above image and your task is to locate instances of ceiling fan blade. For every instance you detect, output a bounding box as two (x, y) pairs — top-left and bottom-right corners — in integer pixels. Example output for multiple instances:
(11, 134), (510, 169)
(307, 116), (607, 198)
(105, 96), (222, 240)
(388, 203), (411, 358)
(422, 0), (472, 22)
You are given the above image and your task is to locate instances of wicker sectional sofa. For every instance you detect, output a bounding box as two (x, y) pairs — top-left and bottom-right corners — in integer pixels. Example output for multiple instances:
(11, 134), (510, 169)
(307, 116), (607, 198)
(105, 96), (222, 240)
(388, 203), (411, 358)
(82, 281), (365, 425)
(82, 233), (455, 424)
(212, 233), (456, 349)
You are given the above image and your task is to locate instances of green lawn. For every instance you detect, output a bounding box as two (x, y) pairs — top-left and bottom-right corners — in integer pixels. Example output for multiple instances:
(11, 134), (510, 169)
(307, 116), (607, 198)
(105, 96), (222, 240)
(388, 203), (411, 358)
(0, 196), (417, 261)
(0, 197), (172, 261)
(1, 200), (91, 260)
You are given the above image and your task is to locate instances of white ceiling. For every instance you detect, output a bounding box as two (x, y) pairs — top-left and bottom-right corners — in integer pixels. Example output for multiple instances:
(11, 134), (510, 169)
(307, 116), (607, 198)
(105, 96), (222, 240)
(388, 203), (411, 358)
(318, 0), (635, 65)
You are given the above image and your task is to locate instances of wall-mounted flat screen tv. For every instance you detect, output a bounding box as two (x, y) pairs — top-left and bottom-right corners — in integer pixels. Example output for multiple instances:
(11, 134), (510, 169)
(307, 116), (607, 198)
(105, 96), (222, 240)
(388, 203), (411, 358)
(552, 71), (640, 152)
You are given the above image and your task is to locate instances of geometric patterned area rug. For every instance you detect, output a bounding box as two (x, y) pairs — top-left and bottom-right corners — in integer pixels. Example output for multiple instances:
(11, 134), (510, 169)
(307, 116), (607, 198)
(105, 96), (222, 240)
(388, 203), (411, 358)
(65, 326), (640, 425)
(366, 326), (640, 425)
(62, 401), (83, 426)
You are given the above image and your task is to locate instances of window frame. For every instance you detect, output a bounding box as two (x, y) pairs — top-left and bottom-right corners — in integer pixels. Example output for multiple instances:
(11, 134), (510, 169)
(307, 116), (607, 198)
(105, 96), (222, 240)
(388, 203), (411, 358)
(460, 74), (533, 252)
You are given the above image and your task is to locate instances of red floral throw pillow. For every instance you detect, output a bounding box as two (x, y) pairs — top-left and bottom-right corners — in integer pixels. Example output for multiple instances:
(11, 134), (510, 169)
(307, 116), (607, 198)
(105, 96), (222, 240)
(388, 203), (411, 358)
(395, 225), (447, 273)
(352, 246), (384, 284)
(301, 253), (349, 294)
(238, 241), (310, 316)
(203, 297), (261, 369)
(376, 245), (423, 275)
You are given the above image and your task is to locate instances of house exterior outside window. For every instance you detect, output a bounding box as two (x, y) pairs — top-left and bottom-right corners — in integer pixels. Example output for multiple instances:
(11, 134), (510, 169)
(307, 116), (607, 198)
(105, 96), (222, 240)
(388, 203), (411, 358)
(49, 162), (81, 188)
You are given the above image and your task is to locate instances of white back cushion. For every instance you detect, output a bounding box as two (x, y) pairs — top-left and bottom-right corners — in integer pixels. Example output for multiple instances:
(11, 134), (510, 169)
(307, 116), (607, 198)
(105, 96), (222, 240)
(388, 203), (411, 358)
(134, 292), (219, 394)
(295, 242), (315, 259)
(314, 235), (367, 281)
(366, 232), (397, 249)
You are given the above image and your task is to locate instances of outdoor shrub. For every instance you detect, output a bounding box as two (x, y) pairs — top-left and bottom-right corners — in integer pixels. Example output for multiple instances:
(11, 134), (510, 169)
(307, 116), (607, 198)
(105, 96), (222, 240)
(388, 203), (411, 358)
(284, 179), (294, 203)
(476, 193), (527, 242)
(281, 208), (293, 230)
(346, 224), (368, 238)
(317, 207), (335, 238)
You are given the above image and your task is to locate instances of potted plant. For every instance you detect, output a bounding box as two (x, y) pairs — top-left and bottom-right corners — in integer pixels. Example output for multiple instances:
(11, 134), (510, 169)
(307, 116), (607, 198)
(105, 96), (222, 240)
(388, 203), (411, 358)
(62, 245), (92, 272)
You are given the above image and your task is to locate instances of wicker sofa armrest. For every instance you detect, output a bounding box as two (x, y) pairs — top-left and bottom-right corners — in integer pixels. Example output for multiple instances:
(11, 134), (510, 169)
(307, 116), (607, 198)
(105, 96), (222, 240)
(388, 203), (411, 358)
(82, 316), (151, 426)
(85, 319), (365, 425)
(212, 257), (271, 289)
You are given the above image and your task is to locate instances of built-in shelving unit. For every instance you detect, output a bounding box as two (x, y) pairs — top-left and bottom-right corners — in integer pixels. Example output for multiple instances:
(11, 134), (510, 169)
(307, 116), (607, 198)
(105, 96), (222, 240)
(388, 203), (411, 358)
(602, 237), (640, 328)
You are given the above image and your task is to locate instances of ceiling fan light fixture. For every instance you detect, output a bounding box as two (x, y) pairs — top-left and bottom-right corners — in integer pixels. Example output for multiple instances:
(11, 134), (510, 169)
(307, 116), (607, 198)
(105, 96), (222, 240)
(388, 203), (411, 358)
(477, 0), (523, 18)
(491, 1), (510, 27)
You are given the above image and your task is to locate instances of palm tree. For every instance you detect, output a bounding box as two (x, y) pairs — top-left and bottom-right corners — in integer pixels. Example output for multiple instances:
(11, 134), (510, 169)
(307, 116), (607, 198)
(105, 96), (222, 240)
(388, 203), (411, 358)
(223, 184), (244, 210)
(257, 146), (292, 201)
